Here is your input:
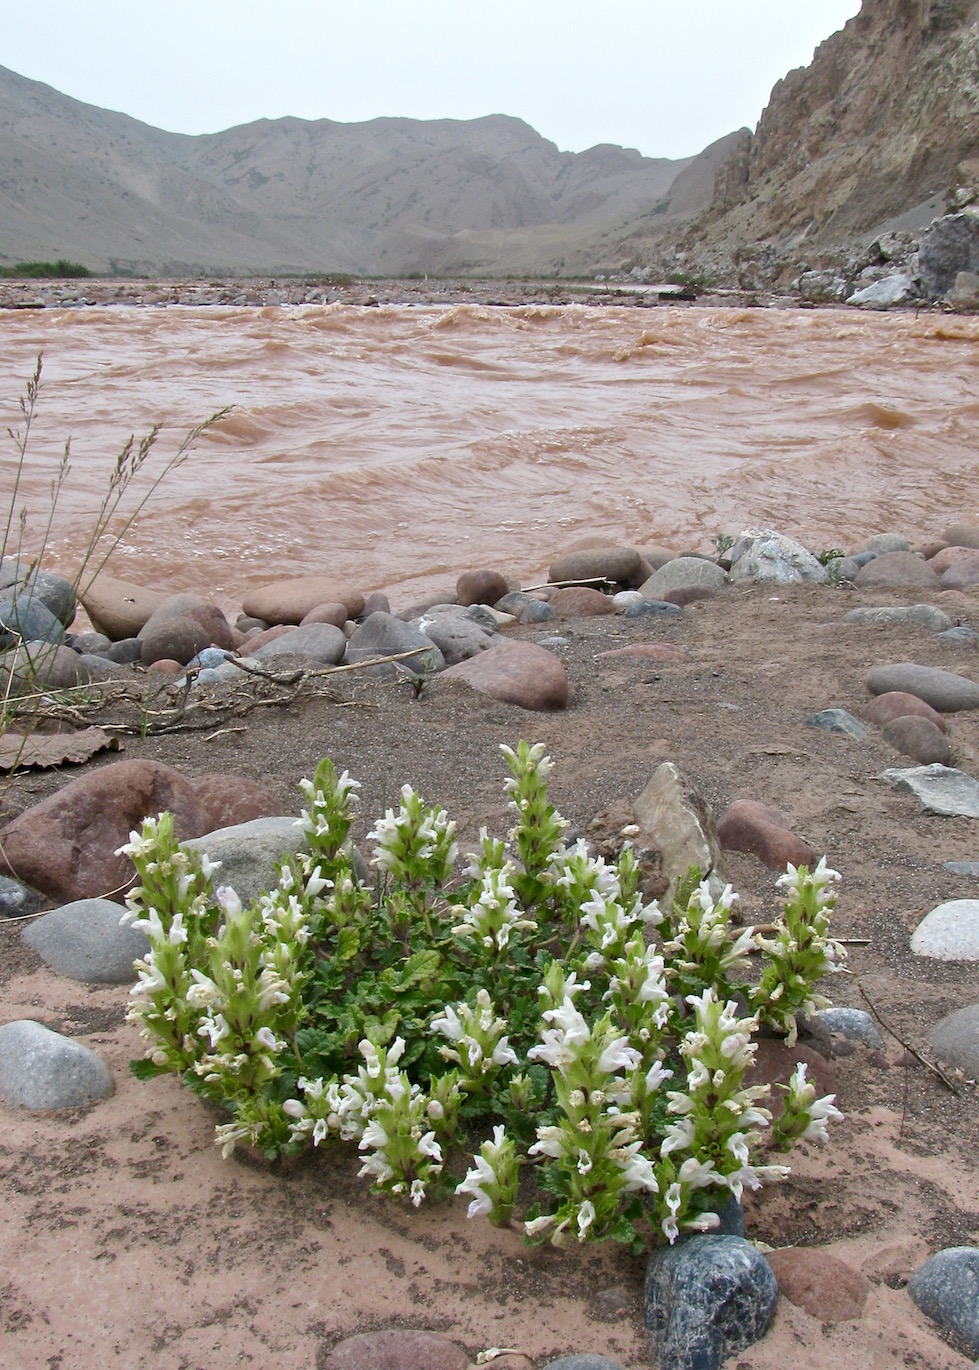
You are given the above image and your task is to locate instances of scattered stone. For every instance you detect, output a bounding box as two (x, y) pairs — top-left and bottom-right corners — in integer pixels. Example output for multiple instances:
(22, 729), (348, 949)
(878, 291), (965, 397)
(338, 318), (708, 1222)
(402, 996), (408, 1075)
(184, 817), (309, 904)
(622, 597), (682, 619)
(440, 638), (568, 710)
(456, 568), (508, 606)
(767, 1247), (871, 1322)
(241, 577), (366, 625)
(857, 533), (911, 556)
(595, 643), (688, 663)
(807, 708), (867, 739)
(0, 759), (212, 902)
(21, 898), (149, 984)
(548, 587), (615, 618)
(104, 636), (143, 664)
(866, 663), (979, 711)
(717, 800), (816, 870)
(78, 574), (168, 640)
(543, 1358), (626, 1370)
(0, 874), (40, 918)
(519, 600), (556, 624)
(907, 1247), (979, 1354)
(882, 716), (952, 765)
(0, 592), (67, 650)
(0, 1019), (113, 1109)
(344, 612), (443, 675)
(881, 764), (979, 818)
(412, 614), (494, 665)
(928, 1003), (979, 1078)
(640, 557), (725, 601)
(632, 763), (721, 895)
(817, 1007), (884, 1049)
(299, 601), (349, 629)
(728, 528), (828, 584)
(644, 1234), (779, 1370)
(250, 622), (347, 666)
(843, 604), (952, 631)
(847, 274), (917, 308)
(548, 546), (644, 589)
(863, 691), (948, 732)
(854, 552), (939, 590)
(910, 899), (979, 960)
(321, 1328), (469, 1370)
(138, 594), (234, 666)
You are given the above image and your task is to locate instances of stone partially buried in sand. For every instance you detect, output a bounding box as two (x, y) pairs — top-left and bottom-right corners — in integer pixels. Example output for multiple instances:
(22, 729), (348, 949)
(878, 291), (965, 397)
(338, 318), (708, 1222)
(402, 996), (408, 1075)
(866, 663), (979, 712)
(766, 1248), (871, 1322)
(242, 576), (365, 625)
(22, 897), (150, 984)
(440, 638), (568, 710)
(881, 715), (952, 765)
(321, 1329), (469, 1370)
(716, 800), (816, 870)
(0, 1019), (113, 1109)
(928, 1002), (979, 1078)
(910, 899), (979, 960)
(880, 764), (979, 817)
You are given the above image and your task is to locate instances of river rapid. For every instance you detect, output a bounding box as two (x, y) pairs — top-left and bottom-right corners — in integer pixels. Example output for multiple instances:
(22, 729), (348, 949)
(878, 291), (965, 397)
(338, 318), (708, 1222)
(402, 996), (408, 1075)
(1, 302), (978, 609)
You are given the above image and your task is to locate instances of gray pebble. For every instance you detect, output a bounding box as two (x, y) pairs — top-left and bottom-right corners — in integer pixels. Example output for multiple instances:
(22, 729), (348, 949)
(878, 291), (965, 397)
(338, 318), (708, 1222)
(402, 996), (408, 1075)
(22, 898), (149, 984)
(908, 1247), (979, 1354)
(807, 708), (867, 739)
(0, 1019), (113, 1109)
(0, 875), (40, 919)
(817, 1007), (884, 1048)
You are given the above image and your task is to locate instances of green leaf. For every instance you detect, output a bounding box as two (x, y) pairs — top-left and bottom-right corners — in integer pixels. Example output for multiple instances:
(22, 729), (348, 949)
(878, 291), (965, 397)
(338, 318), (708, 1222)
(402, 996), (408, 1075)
(129, 1057), (174, 1081)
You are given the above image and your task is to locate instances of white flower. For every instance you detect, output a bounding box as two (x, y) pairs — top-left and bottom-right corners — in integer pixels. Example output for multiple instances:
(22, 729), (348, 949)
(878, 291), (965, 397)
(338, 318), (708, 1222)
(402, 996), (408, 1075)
(410, 1179), (426, 1208)
(576, 1200), (596, 1241)
(597, 1035), (642, 1077)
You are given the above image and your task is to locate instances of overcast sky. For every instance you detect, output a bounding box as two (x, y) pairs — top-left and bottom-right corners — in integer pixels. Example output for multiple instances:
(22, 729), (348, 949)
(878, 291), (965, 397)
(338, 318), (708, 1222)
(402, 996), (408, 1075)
(3, 1), (862, 160)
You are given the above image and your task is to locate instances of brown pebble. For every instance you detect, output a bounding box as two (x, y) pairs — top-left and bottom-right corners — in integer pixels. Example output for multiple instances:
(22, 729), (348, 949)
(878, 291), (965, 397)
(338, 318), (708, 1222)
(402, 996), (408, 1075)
(863, 691), (947, 732)
(881, 715), (952, 765)
(767, 1247), (871, 1322)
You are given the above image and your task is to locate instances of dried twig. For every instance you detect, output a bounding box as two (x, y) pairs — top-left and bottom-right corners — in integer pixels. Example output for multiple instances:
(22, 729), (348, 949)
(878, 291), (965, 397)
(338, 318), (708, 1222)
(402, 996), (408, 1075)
(857, 980), (959, 1095)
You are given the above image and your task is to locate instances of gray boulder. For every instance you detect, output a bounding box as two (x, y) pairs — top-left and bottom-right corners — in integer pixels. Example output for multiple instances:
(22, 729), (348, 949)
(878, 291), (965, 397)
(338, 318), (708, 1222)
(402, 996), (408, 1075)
(846, 274), (917, 308)
(728, 529), (827, 584)
(632, 763), (722, 897)
(411, 613), (494, 666)
(640, 557), (726, 600)
(907, 1247), (979, 1354)
(251, 622), (346, 666)
(0, 592), (67, 650)
(844, 605), (952, 632)
(928, 1003), (979, 1078)
(881, 765), (979, 818)
(184, 816), (309, 905)
(919, 211), (979, 298)
(911, 899), (979, 960)
(867, 663), (979, 712)
(644, 1234), (779, 1370)
(0, 1019), (113, 1109)
(343, 612), (444, 676)
(22, 898), (150, 984)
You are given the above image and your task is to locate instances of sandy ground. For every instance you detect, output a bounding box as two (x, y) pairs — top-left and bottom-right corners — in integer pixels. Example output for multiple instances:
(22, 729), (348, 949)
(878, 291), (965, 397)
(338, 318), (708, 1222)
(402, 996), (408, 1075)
(2, 580), (979, 1368)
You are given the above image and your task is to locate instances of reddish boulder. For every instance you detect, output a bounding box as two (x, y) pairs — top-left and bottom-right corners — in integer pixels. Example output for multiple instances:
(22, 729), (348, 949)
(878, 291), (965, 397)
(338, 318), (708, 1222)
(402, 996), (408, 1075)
(241, 577), (365, 625)
(138, 595), (234, 666)
(746, 1039), (836, 1118)
(717, 800), (816, 870)
(767, 1247), (871, 1322)
(882, 716), (952, 765)
(191, 775), (280, 830)
(455, 569), (509, 607)
(548, 545), (645, 589)
(863, 691), (947, 732)
(441, 638), (568, 710)
(548, 586), (615, 618)
(299, 601), (349, 629)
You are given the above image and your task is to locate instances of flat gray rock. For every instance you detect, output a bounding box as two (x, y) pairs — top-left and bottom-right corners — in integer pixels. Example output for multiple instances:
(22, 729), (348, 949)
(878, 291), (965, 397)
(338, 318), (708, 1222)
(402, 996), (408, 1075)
(0, 1019), (113, 1109)
(728, 528), (828, 584)
(911, 899), (979, 960)
(0, 875), (40, 919)
(251, 622), (346, 666)
(807, 708), (867, 739)
(844, 605), (952, 632)
(184, 816), (308, 905)
(907, 1246), (979, 1354)
(543, 1359), (626, 1370)
(881, 765), (979, 818)
(21, 898), (149, 983)
(640, 556), (726, 599)
(343, 611), (444, 676)
(817, 1007), (883, 1048)
(928, 1003), (979, 1078)
(944, 860), (979, 876)
(867, 663), (979, 712)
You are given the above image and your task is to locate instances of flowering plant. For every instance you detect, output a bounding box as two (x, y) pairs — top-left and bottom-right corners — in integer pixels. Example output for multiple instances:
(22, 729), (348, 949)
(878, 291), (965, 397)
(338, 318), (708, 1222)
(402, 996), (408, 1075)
(122, 743), (843, 1248)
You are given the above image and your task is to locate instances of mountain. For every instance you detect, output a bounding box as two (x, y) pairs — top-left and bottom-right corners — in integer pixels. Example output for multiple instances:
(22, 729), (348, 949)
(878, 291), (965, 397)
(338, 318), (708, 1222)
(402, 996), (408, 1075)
(0, 64), (692, 276)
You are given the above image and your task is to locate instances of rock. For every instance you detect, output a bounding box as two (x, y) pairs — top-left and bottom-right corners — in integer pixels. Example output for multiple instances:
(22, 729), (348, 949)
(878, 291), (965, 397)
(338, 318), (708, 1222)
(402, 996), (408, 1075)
(911, 899), (979, 959)
(640, 557), (726, 601)
(321, 1329), (469, 1370)
(78, 574), (168, 640)
(866, 663), (979, 711)
(918, 211), (979, 297)
(105, 636), (143, 664)
(943, 860), (979, 876)
(4, 567), (77, 628)
(928, 1003), (979, 1078)
(0, 592), (67, 650)
(299, 601), (349, 629)
(632, 763), (721, 894)
(595, 643), (688, 663)
(184, 817), (309, 905)
(746, 1040), (836, 1116)
(767, 1248), (870, 1321)
(881, 764), (979, 817)
(938, 625), (979, 645)
(548, 546), (644, 589)
(728, 529), (828, 584)
(717, 800), (816, 870)
(0, 874), (40, 918)
(543, 1358), (626, 1370)
(843, 604), (952, 632)
(863, 691), (948, 732)
(496, 591), (537, 617)
(943, 521), (979, 550)
(69, 630), (112, 654)
(344, 612), (443, 676)
(907, 1247), (979, 1354)
(882, 716), (952, 765)
(0, 1019), (113, 1109)
(21, 897), (149, 984)
(817, 1007), (883, 1049)
(519, 600), (556, 624)
(362, 590), (390, 616)
(927, 545), (979, 574)
(241, 577), (365, 625)
(455, 569), (508, 607)
(548, 587), (615, 618)
(846, 273), (917, 307)
(854, 552), (939, 590)
(440, 638), (568, 710)
(190, 775), (281, 831)
(857, 533), (911, 556)
(250, 622), (347, 666)
(941, 553), (979, 590)
(0, 641), (91, 694)
(138, 595), (234, 667)
(806, 708), (867, 739)
(643, 1234), (778, 1370)
(412, 614), (494, 666)
(948, 270), (979, 311)
(0, 759), (212, 902)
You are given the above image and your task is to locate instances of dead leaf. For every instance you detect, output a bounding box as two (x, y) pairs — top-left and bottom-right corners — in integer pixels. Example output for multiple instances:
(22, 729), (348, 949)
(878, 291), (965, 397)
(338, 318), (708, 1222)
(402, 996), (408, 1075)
(0, 728), (121, 771)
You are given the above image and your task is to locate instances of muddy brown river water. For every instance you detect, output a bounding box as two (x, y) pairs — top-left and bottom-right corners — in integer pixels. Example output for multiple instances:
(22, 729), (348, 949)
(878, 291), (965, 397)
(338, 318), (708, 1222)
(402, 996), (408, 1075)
(1, 303), (978, 606)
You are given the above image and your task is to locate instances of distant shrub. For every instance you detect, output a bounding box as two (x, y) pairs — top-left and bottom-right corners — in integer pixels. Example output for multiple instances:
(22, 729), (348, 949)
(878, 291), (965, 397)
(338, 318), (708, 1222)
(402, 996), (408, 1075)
(0, 260), (92, 279)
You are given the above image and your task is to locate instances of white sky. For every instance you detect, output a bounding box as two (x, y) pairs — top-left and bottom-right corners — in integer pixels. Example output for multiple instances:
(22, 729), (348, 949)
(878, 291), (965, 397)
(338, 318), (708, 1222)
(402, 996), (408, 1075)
(2, 1), (862, 161)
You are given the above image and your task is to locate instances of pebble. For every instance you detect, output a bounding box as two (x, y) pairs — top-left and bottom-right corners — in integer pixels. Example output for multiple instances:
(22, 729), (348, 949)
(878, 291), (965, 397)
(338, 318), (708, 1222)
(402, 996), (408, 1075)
(644, 1234), (778, 1370)
(519, 599), (556, 624)
(907, 1247), (979, 1355)
(910, 899), (979, 960)
(595, 643), (688, 663)
(927, 1003), (979, 1078)
(943, 521), (979, 550)
(21, 898), (150, 984)
(881, 764), (979, 818)
(843, 604), (952, 631)
(881, 715), (952, 765)
(440, 638), (568, 710)
(0, 874), (40, 918)
(867, 663), (979, 712)
(716, 799), (816, 870)
(622, 597), (682, 619)
(817, 1007), (884, 1049)
(854, 552), (940, 590)
(0, 1019), (114, 1109)
(806, 708), (867, 739)
(767, 1247), (870, 1321)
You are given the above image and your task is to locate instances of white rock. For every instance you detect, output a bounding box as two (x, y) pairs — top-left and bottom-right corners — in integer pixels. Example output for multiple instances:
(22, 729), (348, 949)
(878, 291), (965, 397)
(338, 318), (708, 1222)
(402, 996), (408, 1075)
(846, 274), (916, 308)
(728, 529), (828, 584)
(911, 900), (979, 960)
